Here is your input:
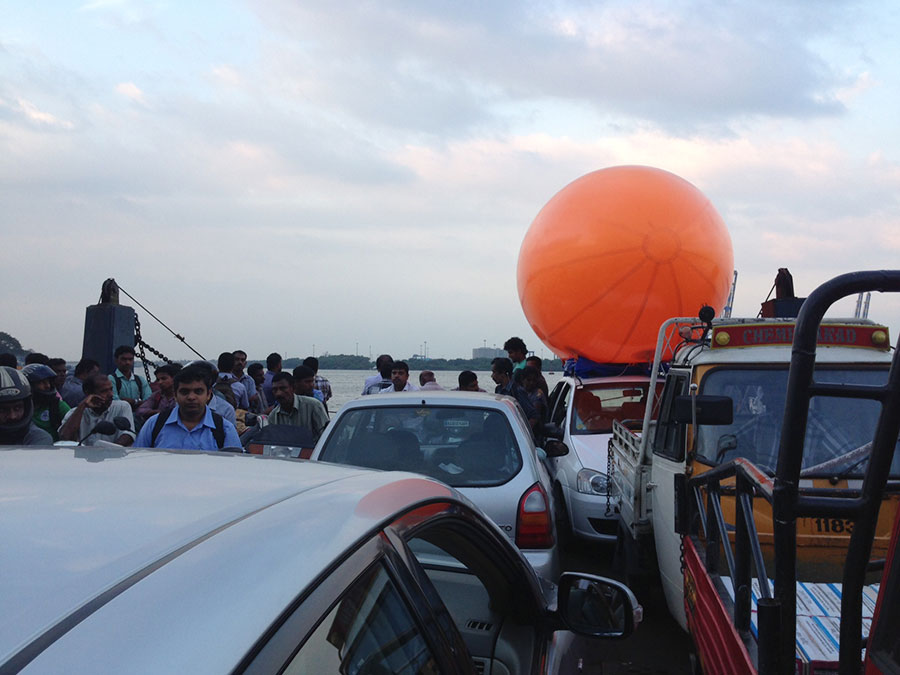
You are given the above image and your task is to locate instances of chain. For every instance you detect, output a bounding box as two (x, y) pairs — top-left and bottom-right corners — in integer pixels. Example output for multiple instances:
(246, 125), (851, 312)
(605, 436), (614, 516)
(134, 313), (175, 383)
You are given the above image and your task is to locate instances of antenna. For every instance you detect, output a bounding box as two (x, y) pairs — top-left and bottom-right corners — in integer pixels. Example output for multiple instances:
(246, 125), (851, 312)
(722, 270), (738, 318)
(854, 292), (871, 319)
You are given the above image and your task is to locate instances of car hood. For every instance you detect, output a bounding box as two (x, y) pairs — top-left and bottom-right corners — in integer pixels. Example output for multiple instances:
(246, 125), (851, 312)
(0, 447), (418, 666)
(567, 433), (614, 471)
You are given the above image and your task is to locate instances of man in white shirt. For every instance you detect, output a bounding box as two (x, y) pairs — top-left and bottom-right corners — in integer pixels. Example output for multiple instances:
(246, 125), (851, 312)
(379, 361), (420, 393)
(59, 374), (136, 446)
(363, 354), (393, 394)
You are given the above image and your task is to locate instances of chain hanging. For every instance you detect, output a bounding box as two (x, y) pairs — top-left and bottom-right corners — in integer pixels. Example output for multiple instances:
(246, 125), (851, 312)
(134, 313), (175, 383)
(605, 437), (615, 516)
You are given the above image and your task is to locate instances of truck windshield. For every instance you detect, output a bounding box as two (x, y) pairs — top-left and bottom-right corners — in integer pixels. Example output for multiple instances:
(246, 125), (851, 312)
(696, 366), (900, 477)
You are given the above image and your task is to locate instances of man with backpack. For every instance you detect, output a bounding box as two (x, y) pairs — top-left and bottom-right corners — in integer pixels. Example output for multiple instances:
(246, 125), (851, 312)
(109, 345), (152, 412)
(134, 365), (241, 450)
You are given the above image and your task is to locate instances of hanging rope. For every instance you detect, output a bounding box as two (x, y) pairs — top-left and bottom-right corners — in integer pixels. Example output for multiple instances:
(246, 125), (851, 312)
(116, 284), (206, 361)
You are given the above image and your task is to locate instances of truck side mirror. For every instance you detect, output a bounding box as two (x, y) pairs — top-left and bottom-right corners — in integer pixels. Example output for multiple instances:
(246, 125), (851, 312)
(556, 572), (642, 638)
(672, 395), (733, 425)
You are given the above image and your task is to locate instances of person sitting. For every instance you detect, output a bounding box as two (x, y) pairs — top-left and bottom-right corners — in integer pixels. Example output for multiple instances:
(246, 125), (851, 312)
(137, 364), (178, 422)
(0, 366), (53, 445)
(59, 373), (136, 446)
(135, 365), (241, 450)
(22, 364), (71, 442)
(268, 372), (329, 443)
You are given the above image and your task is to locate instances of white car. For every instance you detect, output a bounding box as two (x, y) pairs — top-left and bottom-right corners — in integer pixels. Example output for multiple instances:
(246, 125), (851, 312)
(0, 446), (641, 674)
(546, 376), (656, 543)
(310, 390), (567, 582)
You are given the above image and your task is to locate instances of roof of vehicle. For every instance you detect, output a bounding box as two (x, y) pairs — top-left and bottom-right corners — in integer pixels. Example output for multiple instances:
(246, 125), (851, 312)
(0, 447), (457, 673)
(559, 375), (652, 385)
(341, 390), (519, 408)
(670, 317), (892, 367)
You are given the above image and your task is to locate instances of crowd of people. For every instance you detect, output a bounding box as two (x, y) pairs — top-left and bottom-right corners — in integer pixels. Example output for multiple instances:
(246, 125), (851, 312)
(0, 335), (551, 450)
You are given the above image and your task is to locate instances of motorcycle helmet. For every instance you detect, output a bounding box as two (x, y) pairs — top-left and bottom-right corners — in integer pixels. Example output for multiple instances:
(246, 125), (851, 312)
(0, 366), (34, 440)
(21, 363), (60, 407)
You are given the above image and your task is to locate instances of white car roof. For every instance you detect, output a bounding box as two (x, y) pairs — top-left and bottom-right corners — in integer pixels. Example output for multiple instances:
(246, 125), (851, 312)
(0, 447), (458, 672)
(343, 389), (516, 408)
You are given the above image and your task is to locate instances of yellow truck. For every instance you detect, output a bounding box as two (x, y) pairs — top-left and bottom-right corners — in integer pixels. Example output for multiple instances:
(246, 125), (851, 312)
(609, 273), (900, 633)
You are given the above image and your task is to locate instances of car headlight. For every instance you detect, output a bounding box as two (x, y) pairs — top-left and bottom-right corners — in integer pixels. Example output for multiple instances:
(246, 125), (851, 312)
(576, 469), (609, 495)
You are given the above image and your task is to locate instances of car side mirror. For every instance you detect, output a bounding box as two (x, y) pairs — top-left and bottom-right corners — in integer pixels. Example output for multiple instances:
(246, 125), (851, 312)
(672, 395), (733, 425)
(113, 416), (132, 431)
(542, 422), (564, 440)
(557, 572), (642, 638)
(543, 439), (569, 458)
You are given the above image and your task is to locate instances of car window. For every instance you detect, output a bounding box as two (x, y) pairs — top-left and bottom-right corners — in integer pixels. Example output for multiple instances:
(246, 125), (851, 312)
(572, 383), (650, 434)
(319, 406), (523, 487)
(652, 372), (689, 461)
(404, 527), (539, 675)
(284, 562), (440, 675)
(550, 383), (570, 427)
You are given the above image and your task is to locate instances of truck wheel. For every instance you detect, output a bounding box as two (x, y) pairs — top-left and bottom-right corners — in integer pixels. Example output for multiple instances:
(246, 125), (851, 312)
(553, 483), (573, 549)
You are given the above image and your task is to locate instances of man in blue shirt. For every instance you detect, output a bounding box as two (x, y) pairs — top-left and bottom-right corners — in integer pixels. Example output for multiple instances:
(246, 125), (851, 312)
(135, 365), (241, 450)
(109, 345), (152, 411)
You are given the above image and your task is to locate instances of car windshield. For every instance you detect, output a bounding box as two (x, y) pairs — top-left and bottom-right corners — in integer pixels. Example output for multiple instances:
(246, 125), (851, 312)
(318, 406), (523, 487)
(696, 366), (900, 477)
(572, 383), (651, 434)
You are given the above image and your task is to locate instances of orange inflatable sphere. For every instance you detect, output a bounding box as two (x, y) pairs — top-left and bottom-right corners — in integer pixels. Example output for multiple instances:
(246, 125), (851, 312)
(517, 166), (733, 363)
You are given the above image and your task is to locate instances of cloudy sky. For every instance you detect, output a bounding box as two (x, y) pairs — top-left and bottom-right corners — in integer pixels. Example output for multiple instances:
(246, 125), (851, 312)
(2, 0), (899, 362)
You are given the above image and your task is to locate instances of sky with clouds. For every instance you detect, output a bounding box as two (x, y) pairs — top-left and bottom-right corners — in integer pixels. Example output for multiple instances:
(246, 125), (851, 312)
(2, 0), (899, 362)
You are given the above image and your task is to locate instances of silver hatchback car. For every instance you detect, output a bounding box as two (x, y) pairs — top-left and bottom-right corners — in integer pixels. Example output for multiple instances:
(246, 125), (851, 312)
(310, 391), (568, 581)
(1, 446), (640, 674)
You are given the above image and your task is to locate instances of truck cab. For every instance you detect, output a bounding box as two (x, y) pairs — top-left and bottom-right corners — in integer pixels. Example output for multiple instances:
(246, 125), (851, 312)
(611, 310), (900, 631)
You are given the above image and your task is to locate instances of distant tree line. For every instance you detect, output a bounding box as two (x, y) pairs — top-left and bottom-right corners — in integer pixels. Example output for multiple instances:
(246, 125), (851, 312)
(0, 331), (30, 358)
(281, 354), (564, 371)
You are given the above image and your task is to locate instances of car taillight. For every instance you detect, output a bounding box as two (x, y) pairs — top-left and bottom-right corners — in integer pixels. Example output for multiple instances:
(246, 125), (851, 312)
(516, 482), (553, 549)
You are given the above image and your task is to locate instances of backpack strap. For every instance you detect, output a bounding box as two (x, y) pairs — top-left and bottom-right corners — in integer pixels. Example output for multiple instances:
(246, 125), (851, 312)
(150, 408), (174, 447)
(210, 411), (226, 449)
(114, 373), (144, 398)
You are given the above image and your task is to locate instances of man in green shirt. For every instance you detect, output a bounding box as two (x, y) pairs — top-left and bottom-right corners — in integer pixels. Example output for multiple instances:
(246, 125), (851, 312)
(268, 372), (329, 443)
